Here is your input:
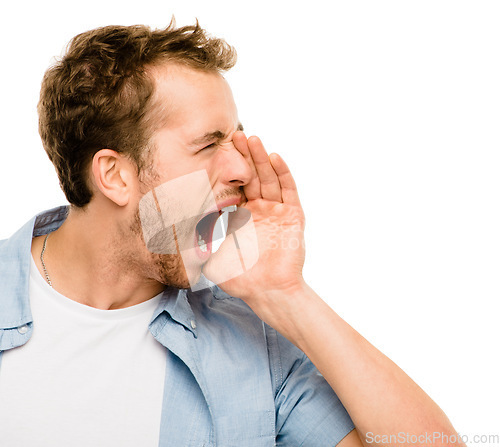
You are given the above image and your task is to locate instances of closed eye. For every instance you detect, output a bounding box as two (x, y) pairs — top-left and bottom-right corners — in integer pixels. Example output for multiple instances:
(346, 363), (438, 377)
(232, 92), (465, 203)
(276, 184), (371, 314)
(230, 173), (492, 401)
(198, 142), (217, 152)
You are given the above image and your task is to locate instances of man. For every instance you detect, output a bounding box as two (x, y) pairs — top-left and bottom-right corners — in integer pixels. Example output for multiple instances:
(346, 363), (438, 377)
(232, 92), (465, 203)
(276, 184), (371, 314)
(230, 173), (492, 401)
(0, 22), (462, 446)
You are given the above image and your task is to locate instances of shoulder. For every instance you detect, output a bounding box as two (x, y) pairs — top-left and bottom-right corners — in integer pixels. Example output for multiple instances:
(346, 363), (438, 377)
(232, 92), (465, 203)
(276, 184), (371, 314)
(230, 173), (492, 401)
(186, 285), (355, 444)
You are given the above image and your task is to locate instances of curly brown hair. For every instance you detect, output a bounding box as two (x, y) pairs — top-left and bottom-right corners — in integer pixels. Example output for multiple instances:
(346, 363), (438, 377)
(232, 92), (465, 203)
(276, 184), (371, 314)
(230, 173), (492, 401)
(38, 20), (237, 207)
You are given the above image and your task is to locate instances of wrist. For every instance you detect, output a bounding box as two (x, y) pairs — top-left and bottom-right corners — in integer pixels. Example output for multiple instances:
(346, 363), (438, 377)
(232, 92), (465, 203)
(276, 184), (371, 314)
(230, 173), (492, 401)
(255, 281), (328, 349)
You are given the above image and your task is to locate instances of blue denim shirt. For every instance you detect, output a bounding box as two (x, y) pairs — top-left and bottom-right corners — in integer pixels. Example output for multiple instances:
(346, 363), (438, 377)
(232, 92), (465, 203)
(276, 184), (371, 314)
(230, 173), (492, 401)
(0, 207), (354, 446)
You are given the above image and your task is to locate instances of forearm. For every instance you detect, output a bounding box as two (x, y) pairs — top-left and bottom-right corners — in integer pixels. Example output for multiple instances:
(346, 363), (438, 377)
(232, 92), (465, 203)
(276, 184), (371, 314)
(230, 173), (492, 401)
(258, 282), (462, 447)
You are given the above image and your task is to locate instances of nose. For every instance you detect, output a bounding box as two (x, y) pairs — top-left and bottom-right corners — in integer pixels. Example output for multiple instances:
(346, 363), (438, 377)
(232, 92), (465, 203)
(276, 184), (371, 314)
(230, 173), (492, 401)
(216, 141), (252, 187)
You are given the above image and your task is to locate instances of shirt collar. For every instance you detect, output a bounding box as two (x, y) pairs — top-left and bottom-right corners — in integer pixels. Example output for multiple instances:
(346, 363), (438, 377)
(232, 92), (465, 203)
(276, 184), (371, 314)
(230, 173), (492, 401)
(0, 206), (199, 338)
(0, 206), (69, 330)
(151, 288), (198, 338)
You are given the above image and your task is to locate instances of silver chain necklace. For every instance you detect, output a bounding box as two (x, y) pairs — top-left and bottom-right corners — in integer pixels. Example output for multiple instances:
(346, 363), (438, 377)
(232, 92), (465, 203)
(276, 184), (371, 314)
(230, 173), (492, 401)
(40, 233), (53, 287)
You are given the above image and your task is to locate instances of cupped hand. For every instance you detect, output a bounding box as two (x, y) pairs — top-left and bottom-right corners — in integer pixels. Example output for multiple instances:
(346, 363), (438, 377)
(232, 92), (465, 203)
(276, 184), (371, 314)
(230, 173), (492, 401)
(202, 132), (307, 307)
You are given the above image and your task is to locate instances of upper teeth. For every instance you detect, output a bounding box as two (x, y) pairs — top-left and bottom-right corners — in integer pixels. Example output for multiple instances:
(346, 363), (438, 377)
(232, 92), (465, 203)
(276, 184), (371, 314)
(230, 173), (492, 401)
(221, 205), (237, 213)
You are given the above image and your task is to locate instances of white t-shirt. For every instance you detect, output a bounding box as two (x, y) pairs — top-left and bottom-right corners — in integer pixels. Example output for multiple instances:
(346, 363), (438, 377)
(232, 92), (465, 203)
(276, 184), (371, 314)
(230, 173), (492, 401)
(0, 257), (167, 447)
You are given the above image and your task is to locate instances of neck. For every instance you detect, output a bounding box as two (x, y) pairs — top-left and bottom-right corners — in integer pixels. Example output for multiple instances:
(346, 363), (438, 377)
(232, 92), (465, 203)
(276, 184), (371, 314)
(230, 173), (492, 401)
(32, 204), (165, 310)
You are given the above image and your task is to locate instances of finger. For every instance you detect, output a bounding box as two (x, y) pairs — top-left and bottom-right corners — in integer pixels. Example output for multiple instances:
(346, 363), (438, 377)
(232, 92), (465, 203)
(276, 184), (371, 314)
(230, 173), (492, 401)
(269, 153), (301, 205)
(232, 130), (250, 157)
(247, 136), (282, 202)
(233, 131), (261, 200)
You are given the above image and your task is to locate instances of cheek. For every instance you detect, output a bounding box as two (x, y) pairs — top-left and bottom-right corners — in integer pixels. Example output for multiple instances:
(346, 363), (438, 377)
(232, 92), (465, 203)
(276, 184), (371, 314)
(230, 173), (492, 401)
(207, 144), (236, 172)
(203, 158), (226, 185)
(154, 151), (223, 192)
(188, 153), (219, 183)
(153, 146), (199, 179)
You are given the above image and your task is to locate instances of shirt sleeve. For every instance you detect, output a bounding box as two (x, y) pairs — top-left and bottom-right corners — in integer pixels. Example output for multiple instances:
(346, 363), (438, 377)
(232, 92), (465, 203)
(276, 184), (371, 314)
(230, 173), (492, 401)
(265, 324), (355, 446)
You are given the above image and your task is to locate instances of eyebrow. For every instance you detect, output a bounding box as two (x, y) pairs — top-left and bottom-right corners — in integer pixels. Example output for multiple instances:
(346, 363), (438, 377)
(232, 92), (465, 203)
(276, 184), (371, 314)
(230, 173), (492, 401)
(190, 122), (244, 146)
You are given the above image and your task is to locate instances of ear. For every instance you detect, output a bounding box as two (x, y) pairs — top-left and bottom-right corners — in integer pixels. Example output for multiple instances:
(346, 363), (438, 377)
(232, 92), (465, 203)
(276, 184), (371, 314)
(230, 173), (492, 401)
(91, 149), (136, 207)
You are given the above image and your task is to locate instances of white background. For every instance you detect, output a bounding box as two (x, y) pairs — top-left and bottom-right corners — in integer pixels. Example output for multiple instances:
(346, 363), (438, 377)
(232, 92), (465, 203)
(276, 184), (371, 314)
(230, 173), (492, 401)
(1, 0), (498, 441)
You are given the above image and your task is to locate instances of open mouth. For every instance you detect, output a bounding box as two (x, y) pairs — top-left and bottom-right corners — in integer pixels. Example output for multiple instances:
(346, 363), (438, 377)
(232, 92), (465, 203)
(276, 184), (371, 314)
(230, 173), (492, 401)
(194, 205), (238, 257)
(195, 211), (221, 255)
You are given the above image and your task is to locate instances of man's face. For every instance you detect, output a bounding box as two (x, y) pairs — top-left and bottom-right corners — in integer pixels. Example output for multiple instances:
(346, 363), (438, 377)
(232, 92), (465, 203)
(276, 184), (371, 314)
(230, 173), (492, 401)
(132, 64), (252, 288)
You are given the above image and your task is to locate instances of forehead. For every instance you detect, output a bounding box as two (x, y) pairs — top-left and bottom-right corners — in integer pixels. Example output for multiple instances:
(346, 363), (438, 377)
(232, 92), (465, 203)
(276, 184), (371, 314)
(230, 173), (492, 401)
(149, 63), (238, 135)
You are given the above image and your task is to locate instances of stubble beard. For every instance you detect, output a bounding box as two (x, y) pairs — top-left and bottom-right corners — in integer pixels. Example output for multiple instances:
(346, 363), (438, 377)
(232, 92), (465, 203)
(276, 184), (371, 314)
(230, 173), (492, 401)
(128, 207), (193, 289)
